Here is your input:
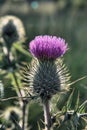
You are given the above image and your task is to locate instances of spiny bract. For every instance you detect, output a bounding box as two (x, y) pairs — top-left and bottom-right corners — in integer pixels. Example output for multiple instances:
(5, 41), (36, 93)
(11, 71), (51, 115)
(21, 58), (70, 101)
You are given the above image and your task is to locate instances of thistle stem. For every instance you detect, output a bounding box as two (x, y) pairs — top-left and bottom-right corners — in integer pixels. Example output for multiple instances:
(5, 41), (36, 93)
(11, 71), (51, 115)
(4, 46), (23, 102)
(22, 100), (29, 130)
(43, 100), (52, 130)
(22, 101), (26, 130)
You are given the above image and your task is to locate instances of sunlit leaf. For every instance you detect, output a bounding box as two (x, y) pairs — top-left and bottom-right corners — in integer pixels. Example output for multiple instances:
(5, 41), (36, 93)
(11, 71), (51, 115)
(13, 43), (31, 57)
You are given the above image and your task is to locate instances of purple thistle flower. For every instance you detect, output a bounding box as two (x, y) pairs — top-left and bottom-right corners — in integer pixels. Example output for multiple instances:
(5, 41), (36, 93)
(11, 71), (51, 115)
(29, 35), (68, 59)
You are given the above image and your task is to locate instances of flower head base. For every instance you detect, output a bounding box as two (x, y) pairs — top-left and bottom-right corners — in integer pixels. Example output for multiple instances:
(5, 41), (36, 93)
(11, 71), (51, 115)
(30, 35), (68, 59)
(22, 58), (70, 101)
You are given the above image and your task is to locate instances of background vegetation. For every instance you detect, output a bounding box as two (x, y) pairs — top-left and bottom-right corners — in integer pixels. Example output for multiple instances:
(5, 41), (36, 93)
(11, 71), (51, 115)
(0, 0), (87, 130)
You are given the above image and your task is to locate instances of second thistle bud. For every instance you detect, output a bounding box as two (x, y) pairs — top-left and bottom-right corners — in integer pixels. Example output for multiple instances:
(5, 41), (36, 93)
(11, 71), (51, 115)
(0, 15), (25, 48)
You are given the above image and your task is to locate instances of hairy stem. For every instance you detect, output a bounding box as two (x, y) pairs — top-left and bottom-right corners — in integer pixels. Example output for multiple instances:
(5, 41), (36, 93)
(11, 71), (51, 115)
(22, 100), (29, 130)
(43, 100), (52, 130)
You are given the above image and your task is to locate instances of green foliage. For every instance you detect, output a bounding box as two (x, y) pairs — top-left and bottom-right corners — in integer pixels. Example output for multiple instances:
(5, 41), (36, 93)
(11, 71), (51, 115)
(0, 1), (87, 130)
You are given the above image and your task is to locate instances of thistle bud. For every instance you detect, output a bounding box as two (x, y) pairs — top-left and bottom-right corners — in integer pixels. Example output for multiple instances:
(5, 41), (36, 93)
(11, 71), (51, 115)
(0, 15), (25, 48)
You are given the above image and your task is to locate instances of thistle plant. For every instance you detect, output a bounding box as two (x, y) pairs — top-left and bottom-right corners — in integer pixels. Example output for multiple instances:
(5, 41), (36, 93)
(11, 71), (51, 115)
(23, 35), (70, 130)
(0, 15), (26, 98)
(0, 15), (26, 67)
(0, 16), (87, 130)
(0, 15), (31, 130)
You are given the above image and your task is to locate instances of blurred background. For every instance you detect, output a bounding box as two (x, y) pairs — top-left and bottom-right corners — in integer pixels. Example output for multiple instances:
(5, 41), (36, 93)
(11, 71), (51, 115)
(0, 0), (87, 130)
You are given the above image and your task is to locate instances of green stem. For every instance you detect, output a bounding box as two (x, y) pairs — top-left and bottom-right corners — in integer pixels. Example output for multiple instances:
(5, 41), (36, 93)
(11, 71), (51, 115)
(43, 100), (52, 130)
(22, 100), (29, 130)
(3, 46), (29, 130)
(3, 45), (23, 101)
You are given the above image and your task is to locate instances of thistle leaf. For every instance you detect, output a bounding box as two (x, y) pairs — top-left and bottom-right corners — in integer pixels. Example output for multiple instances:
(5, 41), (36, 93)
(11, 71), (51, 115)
(78, 100), (87, 113)
(66, 90), (74, 110)
(75, 92), (80, 112)
(13, 43), (31, 57)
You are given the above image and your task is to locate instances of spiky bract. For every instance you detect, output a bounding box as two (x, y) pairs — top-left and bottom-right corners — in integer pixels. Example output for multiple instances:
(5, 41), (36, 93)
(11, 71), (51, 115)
(22, 58), (70, 101)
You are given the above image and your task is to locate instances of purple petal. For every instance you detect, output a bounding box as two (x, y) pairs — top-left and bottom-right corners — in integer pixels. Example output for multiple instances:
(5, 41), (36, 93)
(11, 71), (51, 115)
(29, 35), (68, 59)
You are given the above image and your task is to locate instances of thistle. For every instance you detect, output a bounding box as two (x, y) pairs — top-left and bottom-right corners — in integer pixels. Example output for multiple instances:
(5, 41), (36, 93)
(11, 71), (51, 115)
(22, 35), (70, 130)
(28, 35), (70, 99)
(0, 15), (26, 66)
(0, 15), (25, 48)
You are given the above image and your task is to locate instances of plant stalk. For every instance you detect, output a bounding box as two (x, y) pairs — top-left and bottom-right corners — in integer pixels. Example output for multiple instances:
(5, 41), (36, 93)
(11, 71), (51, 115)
(22, 100), (29, 130)
(43, 100), (52, 130)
